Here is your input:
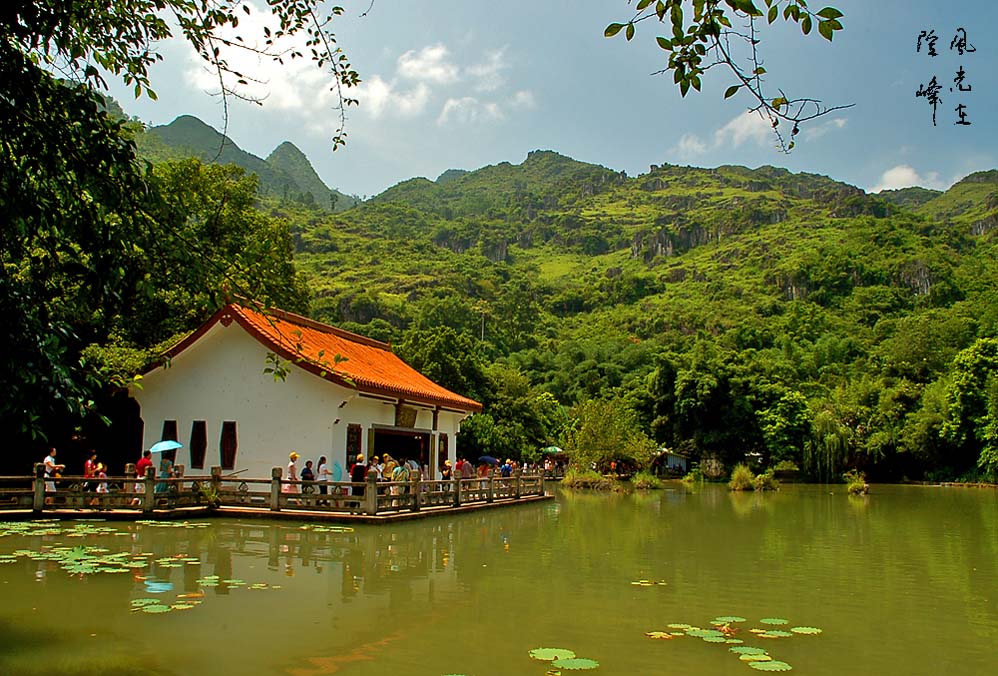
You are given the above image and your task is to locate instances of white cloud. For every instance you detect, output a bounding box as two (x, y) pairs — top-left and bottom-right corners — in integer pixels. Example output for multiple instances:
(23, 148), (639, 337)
(673, 133), (708, 157)
(466, 47), (509, 92)
(713, 111), (772, 149)
(397, 44), (460, 84)
(357, 76), (430, 119)
(437, 97), (505, 125)
(510, 90), (536, 109)
(803, 117), (848, 141)
(871, 165), (945, 192)
(668, 111), (770, 159)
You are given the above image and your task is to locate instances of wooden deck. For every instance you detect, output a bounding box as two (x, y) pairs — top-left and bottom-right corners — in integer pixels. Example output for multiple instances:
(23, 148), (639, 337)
(0, 466), (552, 523)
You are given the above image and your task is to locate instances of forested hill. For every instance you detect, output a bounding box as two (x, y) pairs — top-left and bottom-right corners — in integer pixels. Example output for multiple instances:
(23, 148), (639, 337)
(288, 150), (998, 483)
(134, 114), (358, 211)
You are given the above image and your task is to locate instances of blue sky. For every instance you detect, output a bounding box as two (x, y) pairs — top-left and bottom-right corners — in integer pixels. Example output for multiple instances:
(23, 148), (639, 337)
(104, 0), (998, 199)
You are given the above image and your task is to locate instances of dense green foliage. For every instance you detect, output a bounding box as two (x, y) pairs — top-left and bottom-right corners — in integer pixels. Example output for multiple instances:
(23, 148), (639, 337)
(288, 150), (998, 483)
(1, 1), (351, 454)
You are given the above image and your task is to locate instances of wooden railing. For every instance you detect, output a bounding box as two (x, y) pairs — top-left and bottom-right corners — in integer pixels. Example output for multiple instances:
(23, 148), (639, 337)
(0, 464), (546, 516)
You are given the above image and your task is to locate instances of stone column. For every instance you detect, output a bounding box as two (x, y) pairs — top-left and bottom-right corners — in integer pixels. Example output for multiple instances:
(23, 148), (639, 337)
(364, 470), (378, 515)
(271, 466), (282, 511)
(32, 463), (45, 513)
(142, 466), (155, 513)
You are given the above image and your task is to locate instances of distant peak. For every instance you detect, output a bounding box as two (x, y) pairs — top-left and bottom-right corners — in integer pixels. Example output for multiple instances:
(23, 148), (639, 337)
(266, 141), (307, 161)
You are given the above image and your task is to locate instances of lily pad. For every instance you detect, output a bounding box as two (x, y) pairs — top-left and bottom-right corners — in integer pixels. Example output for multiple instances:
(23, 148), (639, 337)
(141, 604), (172, 614)
(741, 654), (774, 662)
(730, 647), (768, 655)
(529, 648), (576, 662)
(702, 636), (727, 643)
(130, 599), (159, 607)
(667, 623), (691, 630)
(761, 630), (793, 637)
(551, 657), (599, 670)
(759, 618), (789, 625)
(645, 631), (673, 639)
(713, 616), (747, 623)
(749, 660), (793, 671)
(170, 603), (195, 610)
(790, 626), (822, 635)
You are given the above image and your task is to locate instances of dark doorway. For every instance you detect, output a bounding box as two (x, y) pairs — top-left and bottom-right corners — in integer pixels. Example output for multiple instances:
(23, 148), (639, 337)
(372, 428), (429, 469)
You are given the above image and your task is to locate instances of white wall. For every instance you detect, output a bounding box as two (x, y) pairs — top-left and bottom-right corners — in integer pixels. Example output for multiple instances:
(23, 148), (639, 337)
(131, 321), (466, 480)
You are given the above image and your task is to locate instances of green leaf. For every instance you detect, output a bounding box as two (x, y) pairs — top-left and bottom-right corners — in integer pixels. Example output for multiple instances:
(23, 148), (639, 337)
(818, 20), (834, 40)
(724, 85), (741, 99)
(626, 22), (635, 41)
(801, 15), (812, 34)
(768, 6), (778, 23)
(657, 36), (673, 50)
(636, 0), (654, 9)
(816, 7), (843, 20)
(604, 23), (625, 37)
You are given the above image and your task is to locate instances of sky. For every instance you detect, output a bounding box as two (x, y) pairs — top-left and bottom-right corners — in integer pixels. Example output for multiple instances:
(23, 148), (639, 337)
(102, 0), (998, 199)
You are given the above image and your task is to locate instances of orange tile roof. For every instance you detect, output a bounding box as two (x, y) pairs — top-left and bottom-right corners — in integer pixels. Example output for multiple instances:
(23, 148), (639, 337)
(163, 302), (481, 413)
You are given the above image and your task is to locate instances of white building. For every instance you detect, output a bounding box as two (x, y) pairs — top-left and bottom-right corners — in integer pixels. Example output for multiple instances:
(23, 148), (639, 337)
(130, 302), (481, 479)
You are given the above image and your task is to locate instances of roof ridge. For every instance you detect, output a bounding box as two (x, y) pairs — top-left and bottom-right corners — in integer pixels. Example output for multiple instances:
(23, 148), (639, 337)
(236, 302), (392, 352)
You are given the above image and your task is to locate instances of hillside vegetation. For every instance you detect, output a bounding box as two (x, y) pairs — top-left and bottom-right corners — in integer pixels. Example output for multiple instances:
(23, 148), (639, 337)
(284, 150), (998, 482)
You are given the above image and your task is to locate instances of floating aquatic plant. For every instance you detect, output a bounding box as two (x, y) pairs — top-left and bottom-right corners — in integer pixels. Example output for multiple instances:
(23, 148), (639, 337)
(645, 631), (673, 639)
(550, 657), (599, 670)
(749, 660), (793, 671)
(759, 618), (789, 625)
(529, 648), (576, 661)
(790, 626), (822, 635)
(740, 654), (773, 662)
(730, 647), (768, 655)
(713, 616), (747, 623)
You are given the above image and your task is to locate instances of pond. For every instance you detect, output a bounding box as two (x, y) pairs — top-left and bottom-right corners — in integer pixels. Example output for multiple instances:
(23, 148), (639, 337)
(1, 484), (995, 675)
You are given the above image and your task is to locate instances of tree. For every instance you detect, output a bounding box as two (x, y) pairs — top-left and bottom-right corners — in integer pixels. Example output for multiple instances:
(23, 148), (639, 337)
(606, 0), (849, 151)
(942, 338), (998, 479)
(2, 1), (353, 446)
(564, 398), (657, 471)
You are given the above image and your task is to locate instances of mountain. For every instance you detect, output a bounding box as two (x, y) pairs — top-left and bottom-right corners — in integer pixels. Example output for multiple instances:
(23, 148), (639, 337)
(877, 186), (942, 209)
(135, 115), (358, 211)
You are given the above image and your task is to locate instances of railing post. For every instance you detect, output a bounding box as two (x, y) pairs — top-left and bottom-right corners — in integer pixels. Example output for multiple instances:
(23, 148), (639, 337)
(32, 463), (46, 513)
(487, 469), (495, 503)
(210, 466), (222, 501)
(174, 464), (185, 495)
(364, 471), (378, 515)
(539, 471), (546, 496)
(142, 466), (155, 513)
(271, 467), (282, 511)
(453, 474), (462, 507)
(514, 468), (522, 499)
(410, 470), (420, 512)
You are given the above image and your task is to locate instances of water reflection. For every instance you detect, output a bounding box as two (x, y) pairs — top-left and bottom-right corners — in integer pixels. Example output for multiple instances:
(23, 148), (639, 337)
(1, 486), (997, 676)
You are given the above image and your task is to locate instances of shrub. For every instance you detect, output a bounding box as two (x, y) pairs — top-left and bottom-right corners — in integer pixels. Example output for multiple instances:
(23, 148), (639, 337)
(753, 469), (780, 491)
(681, 467), (705, 484)
(728, 463), (756, 491)
(772, 460), (800, 472)
(562, 467), (613, 490)
(843, 469), (869, 494)
(631, 470), (663, 489)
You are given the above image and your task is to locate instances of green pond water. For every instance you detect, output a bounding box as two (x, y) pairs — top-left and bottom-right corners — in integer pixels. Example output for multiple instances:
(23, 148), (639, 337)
(1, 484), (995, 676)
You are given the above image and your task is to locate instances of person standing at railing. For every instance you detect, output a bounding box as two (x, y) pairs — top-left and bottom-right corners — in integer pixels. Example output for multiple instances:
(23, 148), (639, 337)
(83, 450), (97, 492)
(283, 452), (300, 494)
(300, 459), (315, 495)
(42, 447), (65, 504)
(317, 455), (331, 505)
(155, 455), (174, 494)
(349, 454), (366, 496)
